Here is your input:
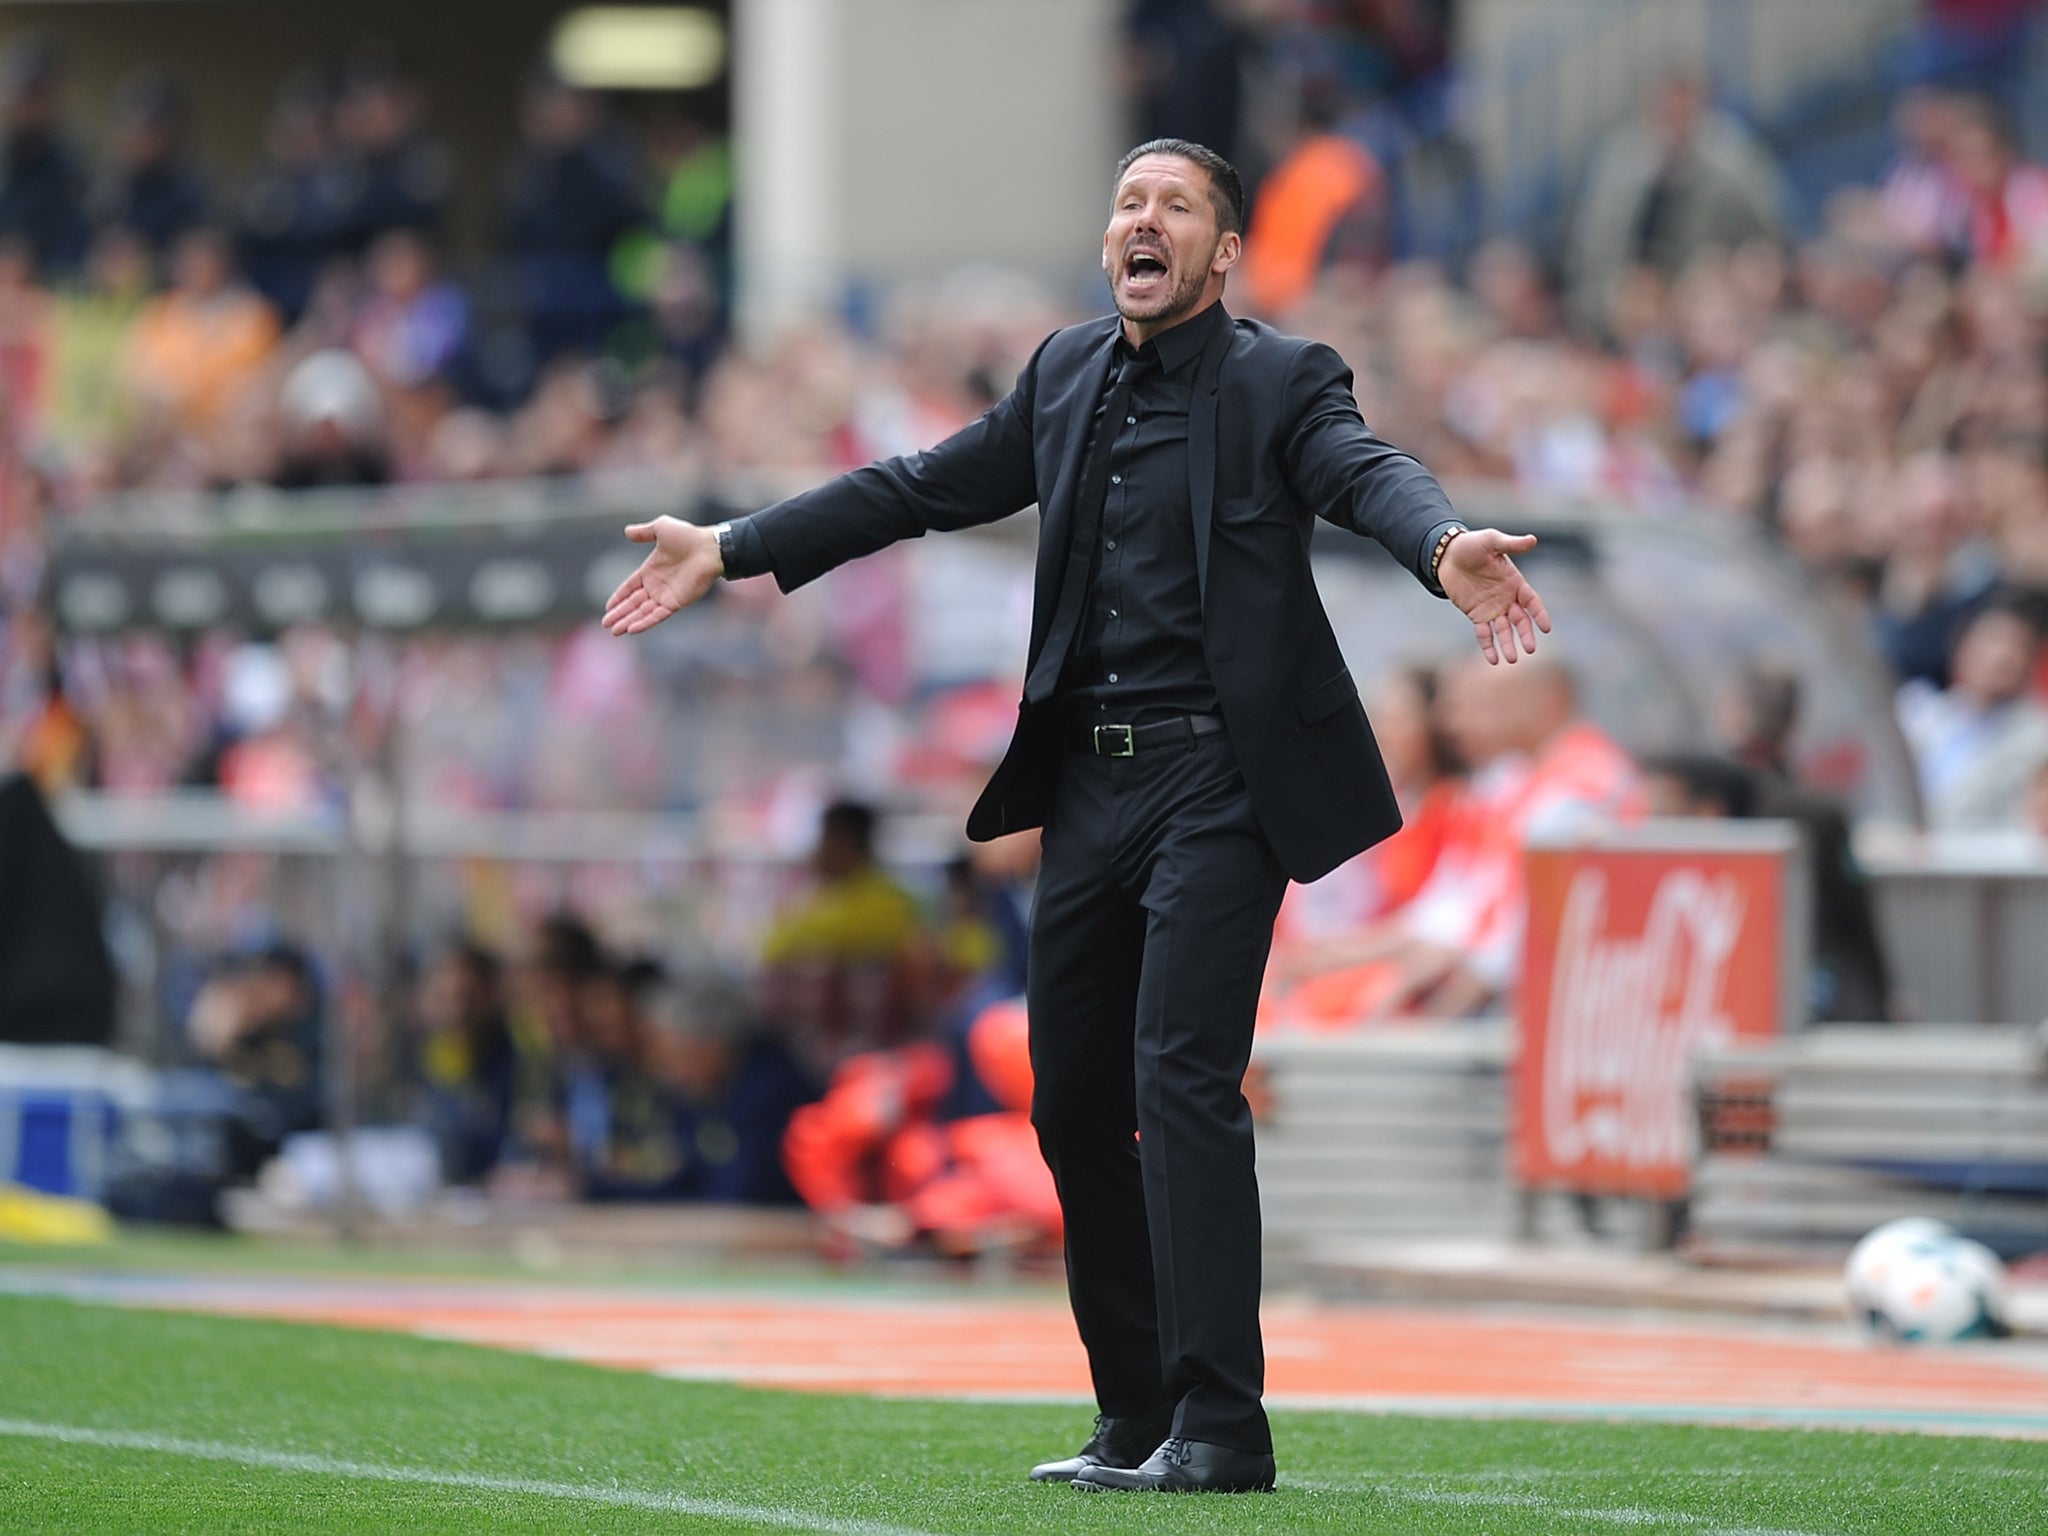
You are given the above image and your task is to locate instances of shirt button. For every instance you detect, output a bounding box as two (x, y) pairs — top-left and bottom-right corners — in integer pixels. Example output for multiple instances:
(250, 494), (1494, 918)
(1126, 416), (1137, 425)
(1110, 474), (1122, 485)
(1106, 539), (1117, 550)
(1108, 673), (1119, 683)
(1109, 608), (1119, 618)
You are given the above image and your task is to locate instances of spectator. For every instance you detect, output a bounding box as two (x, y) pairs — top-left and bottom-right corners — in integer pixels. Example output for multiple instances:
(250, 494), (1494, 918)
(183, 943), (324, 1177)
(1877, 86), (1969, 258)
(1569, 72), (1785, 338)
(352, 228), (467, 392)
(48, 226), (151, 458)
(1873, 451), (2002, 688)
(328, 52), (453, 254)
(272, 348), (390, 488)
(0, 36), (88, 275)
(120, 226), (281, 447)
(757, 799), (931, 1085)
(408, 937), (515, 1185)
(1269, 664), (1464, 991)
(499, 69), (645, 366)
(237, 72), (351, 320)
(1897, 597), (2048, 828)
(1239, 85), (1387, 320)
(92, 67), (208, 260)
(1645, 752), (1893, 1022)
(1941, 97), (2048, 272)
(1270, 658), (1642, 1025)
(640, 968), (814, 1203)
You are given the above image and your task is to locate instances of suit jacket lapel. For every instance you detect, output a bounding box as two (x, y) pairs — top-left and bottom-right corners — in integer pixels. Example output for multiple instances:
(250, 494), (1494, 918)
(1027, 319), (1122, 669)
(1187, 305), (1232, 606)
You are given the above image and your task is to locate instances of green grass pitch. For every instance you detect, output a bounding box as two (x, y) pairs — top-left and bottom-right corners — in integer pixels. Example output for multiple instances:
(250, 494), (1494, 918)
(2, 1292), (2045, 1534)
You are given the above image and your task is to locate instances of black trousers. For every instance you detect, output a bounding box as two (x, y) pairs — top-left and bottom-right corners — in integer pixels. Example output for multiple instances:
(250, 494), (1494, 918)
(1026, 727), (1289, 1454)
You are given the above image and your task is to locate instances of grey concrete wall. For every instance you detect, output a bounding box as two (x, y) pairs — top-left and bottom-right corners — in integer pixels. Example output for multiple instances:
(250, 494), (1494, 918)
(736, 0), (1120, 340)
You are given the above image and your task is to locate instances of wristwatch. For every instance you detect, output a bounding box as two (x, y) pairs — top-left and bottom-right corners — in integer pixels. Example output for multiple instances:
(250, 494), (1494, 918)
(710, 521), (735, 579)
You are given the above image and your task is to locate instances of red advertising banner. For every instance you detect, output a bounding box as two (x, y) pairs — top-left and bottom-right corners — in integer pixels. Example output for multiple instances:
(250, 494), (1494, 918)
(1515, 827), (1801, 1200)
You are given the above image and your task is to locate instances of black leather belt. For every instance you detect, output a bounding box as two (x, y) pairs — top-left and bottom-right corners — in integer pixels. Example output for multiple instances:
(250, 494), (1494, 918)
(1069, 713), (1225, 757)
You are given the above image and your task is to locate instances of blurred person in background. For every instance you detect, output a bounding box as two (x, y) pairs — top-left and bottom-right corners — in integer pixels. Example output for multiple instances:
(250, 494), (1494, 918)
(756, 798), (933, 1088)
(48, 226), (151, 461)
(1940, 97), (2048, 273)
(327, 51), (452, 256)
(494, 911), (603, 1184)
(1569, 72), (1785, 339)
(237, 72), (352, 321)
(409, 936), (516, 1186)
(92, 66), (208, 261)
(120, 226), (280, 453)
(0, 236), (50, 441)
(499, 68), (645, 371)
(564, 957), (670, 1199)
(1873, 451), (2003, 687)
(2028, 756), (2048, 840)
(1265, 663), (1463, 1001)
(0, 766), (116, 1045)
(271, 347), (391, 488)
(639, 968), (813, 1204)
(183, 942), (325, 1178)
(1645, 751), (1892, 1022)
(0, 36), (87, 276)
(1238, 82), (1387, 321)
(1897, 596), (2048, 828)
(1271, 657), (1638, 1025)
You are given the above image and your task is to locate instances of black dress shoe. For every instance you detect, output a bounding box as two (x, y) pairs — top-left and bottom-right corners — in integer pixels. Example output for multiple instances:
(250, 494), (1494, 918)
(1027, 1410), (1173, 1483)
(1072, 1437), (1276, 1493)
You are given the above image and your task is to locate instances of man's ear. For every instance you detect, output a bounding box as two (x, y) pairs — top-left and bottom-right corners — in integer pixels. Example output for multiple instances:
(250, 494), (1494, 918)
(1101, 228), (1117, 277)
(1211, 230), (1243, 276)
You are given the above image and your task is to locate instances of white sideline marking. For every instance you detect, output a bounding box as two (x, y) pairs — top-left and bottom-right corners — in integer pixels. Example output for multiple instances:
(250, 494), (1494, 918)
(0, 1418), (940, 1536)
(1283, 1476), (1833, 1536)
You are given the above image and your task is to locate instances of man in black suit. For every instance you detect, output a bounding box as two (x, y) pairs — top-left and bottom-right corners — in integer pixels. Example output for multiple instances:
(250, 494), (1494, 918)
(604, 139), (1549, 1493)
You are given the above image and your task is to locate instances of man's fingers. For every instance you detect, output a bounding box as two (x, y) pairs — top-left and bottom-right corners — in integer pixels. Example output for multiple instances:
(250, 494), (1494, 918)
(1491, 531), (1538, 554)
(1496, 616), (1520, 663)
(1511, 602), (1539, 654)
(1474, 614), (1500, 665)
(624, 522), (658, 543)
(604, 569), (645, 613)
(1525, 588), (1553, 634)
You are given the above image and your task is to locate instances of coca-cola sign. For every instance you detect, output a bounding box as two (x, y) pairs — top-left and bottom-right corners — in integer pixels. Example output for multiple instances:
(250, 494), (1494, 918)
(1516, 829), (1801, 1199)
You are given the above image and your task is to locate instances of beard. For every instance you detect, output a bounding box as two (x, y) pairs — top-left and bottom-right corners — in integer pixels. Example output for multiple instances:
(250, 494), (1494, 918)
(1110, 246), (1214, 327)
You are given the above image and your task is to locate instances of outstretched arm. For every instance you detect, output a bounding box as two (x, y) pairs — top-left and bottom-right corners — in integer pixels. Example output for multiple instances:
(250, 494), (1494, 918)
(1281, 341), (1550, 663)
(603, 343), (1045, 636)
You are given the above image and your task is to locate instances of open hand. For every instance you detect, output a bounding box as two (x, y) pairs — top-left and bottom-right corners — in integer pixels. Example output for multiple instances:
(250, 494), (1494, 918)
(601, 516), (723, 635)
(1439, 529), (1552, 664)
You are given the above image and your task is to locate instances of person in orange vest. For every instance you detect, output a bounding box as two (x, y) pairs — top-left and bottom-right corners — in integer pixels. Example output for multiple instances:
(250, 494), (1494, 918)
(1240, 90), (1386, 321)
(782, 996), (1061, 1259)
(1267, 658), (1642, 1026)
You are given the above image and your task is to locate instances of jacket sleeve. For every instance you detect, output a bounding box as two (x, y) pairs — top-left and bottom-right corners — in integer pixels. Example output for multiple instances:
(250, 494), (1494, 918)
(743, 338), (1046, 593)
(1279, 340), (1461, 596)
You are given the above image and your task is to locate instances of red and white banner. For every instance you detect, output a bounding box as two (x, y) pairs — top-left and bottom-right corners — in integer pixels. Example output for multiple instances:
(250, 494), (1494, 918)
(1514, 827), (1801, 1199)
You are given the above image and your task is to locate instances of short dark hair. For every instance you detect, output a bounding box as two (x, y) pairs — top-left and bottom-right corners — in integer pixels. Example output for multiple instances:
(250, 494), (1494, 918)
(820, 799), (878, 854)
(1644, 754), (1758, 820)
(1114, 139), (1244, 235)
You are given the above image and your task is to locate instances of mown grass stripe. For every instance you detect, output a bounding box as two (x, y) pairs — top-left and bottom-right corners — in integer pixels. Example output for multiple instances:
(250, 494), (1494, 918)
(0, 1418), (941, 1536)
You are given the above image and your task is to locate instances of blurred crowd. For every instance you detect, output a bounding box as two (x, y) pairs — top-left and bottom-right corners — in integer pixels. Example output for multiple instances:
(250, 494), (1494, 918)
(5, 20), (2048, 1226)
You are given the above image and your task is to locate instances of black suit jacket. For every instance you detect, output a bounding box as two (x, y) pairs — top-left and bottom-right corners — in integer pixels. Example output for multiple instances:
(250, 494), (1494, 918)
(749, 307), (1457, 884)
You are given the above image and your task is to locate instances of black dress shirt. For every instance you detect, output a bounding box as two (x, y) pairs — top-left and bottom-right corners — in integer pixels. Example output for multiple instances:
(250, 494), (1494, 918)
(1055, 300), (1223, 722)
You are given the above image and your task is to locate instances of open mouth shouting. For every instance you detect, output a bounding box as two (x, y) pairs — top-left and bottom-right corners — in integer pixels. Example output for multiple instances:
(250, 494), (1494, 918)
(1121, 245), (1172, 299)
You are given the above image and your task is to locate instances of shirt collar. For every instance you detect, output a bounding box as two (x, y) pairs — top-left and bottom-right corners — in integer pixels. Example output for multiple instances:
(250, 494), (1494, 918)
(1117, 298), (1227, 378)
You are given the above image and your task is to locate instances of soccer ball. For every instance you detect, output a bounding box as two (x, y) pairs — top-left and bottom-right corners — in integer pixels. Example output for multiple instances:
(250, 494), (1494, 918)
(1844, 1219), (2010, 1342)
